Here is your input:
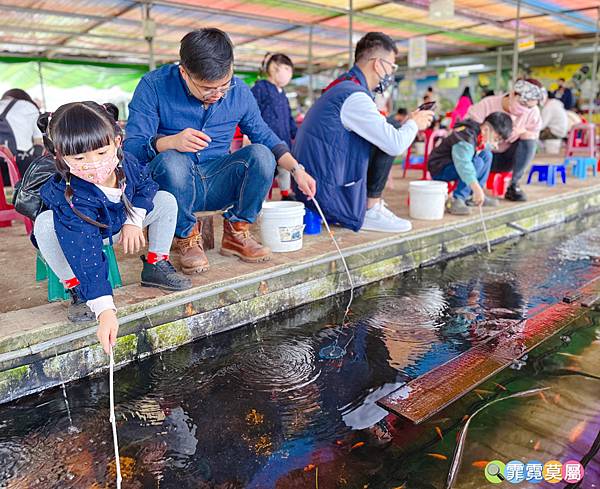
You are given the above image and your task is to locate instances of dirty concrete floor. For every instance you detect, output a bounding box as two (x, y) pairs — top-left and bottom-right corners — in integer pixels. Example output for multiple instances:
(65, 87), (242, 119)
(1, 155), (598, 325)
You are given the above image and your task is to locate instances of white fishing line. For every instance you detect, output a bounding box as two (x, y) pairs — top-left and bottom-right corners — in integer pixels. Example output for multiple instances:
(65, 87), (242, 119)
(109, 347), (122, 489)
(479, 205), (492, 254)
(311, 197), (354, 312)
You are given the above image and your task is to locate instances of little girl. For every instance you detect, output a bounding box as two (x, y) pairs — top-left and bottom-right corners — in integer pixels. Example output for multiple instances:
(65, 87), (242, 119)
(251, 53), (297, 200)
(34, 101), (192, 354)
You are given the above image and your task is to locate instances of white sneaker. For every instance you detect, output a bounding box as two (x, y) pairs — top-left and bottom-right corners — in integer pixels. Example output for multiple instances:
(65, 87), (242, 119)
(361, 201), (412, 233)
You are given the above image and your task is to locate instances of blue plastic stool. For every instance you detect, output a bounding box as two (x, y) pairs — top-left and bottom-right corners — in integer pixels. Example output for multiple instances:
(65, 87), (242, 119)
(36, 244), (123, 302)
(527, 164), (567, 186)
(303, 208), (322, 235)
(569, 157), (598, 179)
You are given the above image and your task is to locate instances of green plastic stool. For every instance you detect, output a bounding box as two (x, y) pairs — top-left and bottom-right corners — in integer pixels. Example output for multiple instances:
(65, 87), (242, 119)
(36, 244), (123, 302)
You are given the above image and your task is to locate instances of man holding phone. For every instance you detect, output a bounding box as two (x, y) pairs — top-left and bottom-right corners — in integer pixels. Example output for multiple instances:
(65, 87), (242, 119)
(293, 32), (433, 233)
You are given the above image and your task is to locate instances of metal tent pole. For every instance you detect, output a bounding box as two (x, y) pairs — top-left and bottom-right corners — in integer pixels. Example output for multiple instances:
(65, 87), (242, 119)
(589, 6), (599, 117)
(142, 3), (156, 71)
(348, 0), (353, 68)
(511, 0), (521, 85)
(496, 47), (503, 93)
(37, 61), (47, 111)
(308, 25), (314, 105)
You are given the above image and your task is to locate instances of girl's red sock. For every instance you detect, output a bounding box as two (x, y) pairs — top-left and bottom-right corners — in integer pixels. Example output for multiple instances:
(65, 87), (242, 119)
(64, 277), (80, 289)
(280, 190), (290, 197)
(147, 252), (169, 265)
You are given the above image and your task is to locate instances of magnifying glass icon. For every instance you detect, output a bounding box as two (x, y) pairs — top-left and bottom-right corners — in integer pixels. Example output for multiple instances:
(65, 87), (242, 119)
(487, 463), (506, 481)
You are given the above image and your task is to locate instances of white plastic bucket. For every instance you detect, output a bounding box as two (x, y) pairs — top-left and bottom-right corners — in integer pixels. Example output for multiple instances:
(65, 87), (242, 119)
(409, 181), (448, 220)
(260, 201), (306, 252)
(544, 139), (562, 154)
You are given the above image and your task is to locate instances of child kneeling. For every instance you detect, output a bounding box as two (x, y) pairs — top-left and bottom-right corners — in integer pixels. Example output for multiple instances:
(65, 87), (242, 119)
(428, 112), (513, 215)
(34, 101), (192, 354)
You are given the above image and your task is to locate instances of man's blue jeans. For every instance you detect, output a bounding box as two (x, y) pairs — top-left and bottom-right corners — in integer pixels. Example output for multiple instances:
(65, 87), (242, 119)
(149, 144), (276, 238)
(432, 149), (492, 201)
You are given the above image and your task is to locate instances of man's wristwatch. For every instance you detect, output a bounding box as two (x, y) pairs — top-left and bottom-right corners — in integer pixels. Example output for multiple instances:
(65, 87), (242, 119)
(290, 163), (305, 177)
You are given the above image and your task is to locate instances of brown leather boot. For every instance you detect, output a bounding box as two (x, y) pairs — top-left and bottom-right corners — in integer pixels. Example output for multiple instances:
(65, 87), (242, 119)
(173, 223), (210, 274)
(220, 220), (271, 263)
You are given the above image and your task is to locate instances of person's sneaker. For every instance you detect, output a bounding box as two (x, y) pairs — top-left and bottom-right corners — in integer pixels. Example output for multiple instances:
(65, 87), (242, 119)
(447, 198), (471, 215)
(466, 195), (499, 207)
(67, 286), (95, 323)
(361, 200), (412, 233)
(140, 256), (193, 291)
(504, 184), (527, 202)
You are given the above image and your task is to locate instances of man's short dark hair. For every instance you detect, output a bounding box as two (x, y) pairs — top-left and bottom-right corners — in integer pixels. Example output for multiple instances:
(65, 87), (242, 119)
(558, 78), (565, 82)
(354, 32), (398, 63)
(484, 112), (513, 141)
(397, 107), (408, 116)
(180, 28), (234, 81)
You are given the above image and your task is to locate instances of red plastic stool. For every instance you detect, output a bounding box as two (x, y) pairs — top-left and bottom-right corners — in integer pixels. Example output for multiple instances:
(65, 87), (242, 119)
(486, 171), (512, 197)
(0, 146), (32, 233)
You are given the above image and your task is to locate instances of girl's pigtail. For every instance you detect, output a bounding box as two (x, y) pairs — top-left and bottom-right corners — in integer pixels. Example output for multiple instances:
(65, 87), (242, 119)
(38, 112), (56, 155)
(260, 52), (272, 76)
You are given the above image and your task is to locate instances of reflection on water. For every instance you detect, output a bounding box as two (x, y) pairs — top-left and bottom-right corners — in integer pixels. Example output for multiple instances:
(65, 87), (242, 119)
(1, 215), (600, 488)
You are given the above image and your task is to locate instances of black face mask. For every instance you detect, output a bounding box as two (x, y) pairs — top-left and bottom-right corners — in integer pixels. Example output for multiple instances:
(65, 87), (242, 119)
(374, 73), (394, 94)
(373, 59), (395, 94)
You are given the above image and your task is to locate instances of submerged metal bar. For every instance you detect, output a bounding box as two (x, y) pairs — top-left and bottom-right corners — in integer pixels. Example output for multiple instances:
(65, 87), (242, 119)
(377, 274), (600, 424)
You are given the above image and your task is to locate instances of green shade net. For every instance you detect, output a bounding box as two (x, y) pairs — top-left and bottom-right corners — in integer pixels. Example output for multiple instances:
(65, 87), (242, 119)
(0, 59), (148, 92)
(0, 58), (259, 93)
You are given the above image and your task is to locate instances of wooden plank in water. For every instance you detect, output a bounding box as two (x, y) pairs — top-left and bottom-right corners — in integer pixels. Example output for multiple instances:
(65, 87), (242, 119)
(377, 275), (600, 424)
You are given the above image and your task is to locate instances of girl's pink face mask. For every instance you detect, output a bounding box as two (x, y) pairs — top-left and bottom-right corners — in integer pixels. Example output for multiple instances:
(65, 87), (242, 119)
(65, 151), (119, 185)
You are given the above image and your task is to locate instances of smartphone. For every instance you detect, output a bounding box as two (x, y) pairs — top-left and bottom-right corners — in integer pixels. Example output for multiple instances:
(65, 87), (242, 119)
(418, 101), (436, 111)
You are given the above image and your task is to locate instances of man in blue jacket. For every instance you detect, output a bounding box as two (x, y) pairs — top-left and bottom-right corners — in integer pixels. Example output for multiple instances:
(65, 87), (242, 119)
(293, 32), (432, 233)
(124, 28), (315, 274)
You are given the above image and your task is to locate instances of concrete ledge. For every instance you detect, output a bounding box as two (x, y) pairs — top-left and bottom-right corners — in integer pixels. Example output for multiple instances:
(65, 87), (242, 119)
(1, 185), (600, 404)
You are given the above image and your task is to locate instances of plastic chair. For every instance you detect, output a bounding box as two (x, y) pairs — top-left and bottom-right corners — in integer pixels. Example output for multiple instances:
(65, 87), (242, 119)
(486, 171), (513, 197)
(403, 128), (448, 180)
(402, 145), (428, 179)
(0, 145), (33, 233)
(36, 245), (123, 302)
(566, 123), (596, 158)
(527, 164), (567, 187)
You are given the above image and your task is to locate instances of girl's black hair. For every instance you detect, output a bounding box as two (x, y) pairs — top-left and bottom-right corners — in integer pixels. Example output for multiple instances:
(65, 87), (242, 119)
(261, 53), (294, 76)
(2, 88), (39, 109)
(38, 101), (134, 228)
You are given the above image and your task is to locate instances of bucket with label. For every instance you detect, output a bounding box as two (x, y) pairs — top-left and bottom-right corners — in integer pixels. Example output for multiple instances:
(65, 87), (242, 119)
(260, 201), (306, 252)
(409, 180), (448, 220)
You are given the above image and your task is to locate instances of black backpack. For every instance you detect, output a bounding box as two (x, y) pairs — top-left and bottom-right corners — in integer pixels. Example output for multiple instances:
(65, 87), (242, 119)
(12, 154), (56, 220)
(0, 99), (18, 155)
